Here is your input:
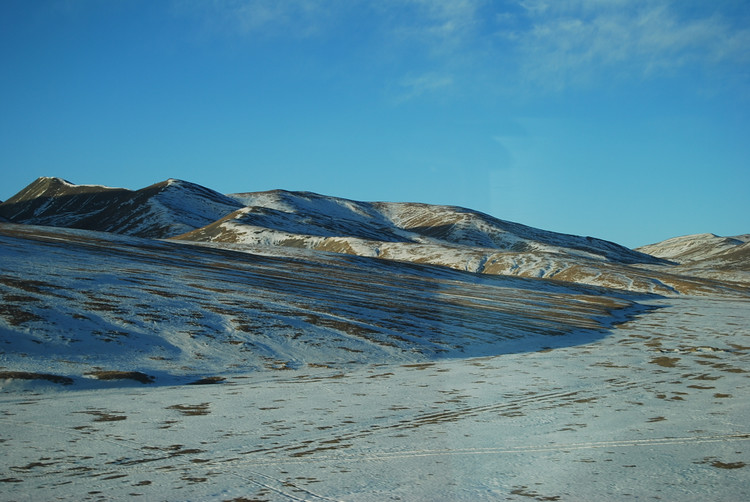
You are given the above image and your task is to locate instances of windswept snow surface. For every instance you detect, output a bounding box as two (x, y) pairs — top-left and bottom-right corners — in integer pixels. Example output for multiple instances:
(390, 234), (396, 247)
(1, 222), (750, 500)
(1, 177), (749, 500)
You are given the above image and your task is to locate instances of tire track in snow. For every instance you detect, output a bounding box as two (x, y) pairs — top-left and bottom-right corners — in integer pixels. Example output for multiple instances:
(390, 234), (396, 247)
(239, 377), (645, 459)
(0, 378), (636, 481)
(2, 371), (744, 500)
(225, 468), (342, 502)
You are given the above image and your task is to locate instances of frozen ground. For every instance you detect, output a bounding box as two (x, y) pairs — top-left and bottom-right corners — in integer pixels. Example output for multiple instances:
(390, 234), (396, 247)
(2, 294), (749, 501)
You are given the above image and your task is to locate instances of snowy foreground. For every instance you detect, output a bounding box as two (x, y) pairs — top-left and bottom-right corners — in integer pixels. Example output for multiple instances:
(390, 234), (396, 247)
(0, 220), (749, 501)
(2, 294), (749, 501)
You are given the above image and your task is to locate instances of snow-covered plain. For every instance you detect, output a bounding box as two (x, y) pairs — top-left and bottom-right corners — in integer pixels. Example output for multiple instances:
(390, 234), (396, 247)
(2, 295), (749, 501)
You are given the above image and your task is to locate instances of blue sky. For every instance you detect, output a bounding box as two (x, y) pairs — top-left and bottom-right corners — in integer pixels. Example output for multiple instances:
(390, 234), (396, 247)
(1, 0), (748, 247)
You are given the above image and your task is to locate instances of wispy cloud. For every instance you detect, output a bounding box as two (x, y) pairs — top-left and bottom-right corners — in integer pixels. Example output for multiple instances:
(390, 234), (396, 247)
(175, 0), (342, 38)
(396, 72), (454, 102)
(512, 0), (750, 89)
(383, 0), (485, 51)
(173, 1), (750, 96)
(176, 0), (485, 44)
(175, 0), (486, 102)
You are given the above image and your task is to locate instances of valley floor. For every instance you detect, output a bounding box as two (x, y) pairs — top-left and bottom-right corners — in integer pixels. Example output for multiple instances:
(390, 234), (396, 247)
(2, 295), (749, 501)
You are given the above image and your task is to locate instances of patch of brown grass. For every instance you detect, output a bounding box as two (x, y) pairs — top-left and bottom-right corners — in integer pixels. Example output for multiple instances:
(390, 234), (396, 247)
(695, 457), (747, 469)
(187, 376), (226, 385)
(0, 371), (73, 385)
(76, 410), (127, 422)
(650, 356), (680, 368)
(166, 403), (211, 416)
(85, 370), (155, 384)
(0, 303), (42, 326)
(711, 460), (746, 469)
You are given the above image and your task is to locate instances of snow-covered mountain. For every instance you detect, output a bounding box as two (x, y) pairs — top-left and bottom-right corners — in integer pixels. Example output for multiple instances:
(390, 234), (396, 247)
(2, 178), (655, 262)
(179, 189), (698, 294)
(1, 177), (747, 294)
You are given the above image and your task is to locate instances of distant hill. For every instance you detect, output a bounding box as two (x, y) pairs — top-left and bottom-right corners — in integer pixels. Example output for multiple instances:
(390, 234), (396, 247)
(636, 233), (750, 263)
(637, 233), (750, 284)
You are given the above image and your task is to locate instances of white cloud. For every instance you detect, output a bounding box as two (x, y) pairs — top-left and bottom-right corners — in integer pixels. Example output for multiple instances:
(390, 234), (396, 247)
(404, 0), (482, 37)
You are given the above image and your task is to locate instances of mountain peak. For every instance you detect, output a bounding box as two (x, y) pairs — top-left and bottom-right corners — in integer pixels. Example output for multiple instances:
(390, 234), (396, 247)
(0, 177), (129, 224)
(0, 177), (241, 239)
(4, 177), (75, 203)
